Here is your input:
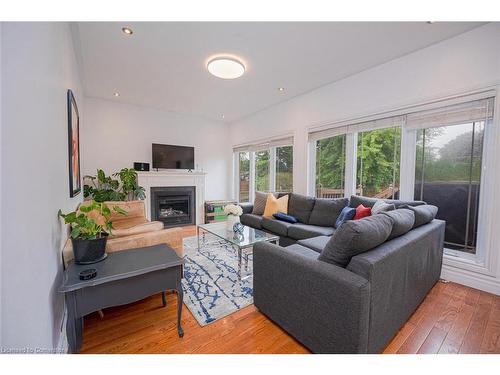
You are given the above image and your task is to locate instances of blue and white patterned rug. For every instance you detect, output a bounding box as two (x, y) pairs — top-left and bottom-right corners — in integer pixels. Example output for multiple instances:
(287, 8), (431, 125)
(182, 235), (254, 326)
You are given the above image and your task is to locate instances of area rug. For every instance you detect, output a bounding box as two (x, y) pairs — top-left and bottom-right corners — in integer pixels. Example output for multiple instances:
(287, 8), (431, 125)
(181, 234), (254, 326)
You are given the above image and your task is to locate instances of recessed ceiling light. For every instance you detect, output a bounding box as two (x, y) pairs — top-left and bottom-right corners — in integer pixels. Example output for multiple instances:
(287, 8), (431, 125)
(122, 27), (133, 35)
(113, 92), (120, 97)
(426, 21), (435, 24)
(221, 115), (225, 119)
(278, 87), (285, 92)
(207, 57), (245, 79)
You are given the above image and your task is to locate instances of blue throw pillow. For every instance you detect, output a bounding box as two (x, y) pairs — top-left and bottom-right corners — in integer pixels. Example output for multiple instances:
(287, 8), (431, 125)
(273, 212), (298, 224)
(335, 206), (356, 228)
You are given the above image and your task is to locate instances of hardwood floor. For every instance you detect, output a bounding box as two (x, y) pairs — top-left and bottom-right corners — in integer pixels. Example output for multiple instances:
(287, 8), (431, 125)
(80, 226), (500, 354)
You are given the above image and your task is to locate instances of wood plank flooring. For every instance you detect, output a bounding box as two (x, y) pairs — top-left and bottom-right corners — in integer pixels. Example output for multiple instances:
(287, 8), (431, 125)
(80, 226), (500, 354)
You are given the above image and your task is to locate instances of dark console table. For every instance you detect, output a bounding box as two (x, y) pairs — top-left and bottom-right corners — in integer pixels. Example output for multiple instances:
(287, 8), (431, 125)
(59, 244), (184, 353)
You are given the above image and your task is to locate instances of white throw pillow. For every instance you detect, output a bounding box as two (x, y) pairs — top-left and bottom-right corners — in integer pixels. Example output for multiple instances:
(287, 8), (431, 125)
(371, 199), (395, 215)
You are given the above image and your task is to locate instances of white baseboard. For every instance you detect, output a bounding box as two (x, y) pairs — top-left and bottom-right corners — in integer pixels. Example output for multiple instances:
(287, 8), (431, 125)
(441, 264), (500, 295)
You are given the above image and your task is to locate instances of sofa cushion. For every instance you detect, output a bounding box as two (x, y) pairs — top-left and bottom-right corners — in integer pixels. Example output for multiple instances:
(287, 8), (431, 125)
(288, 223), (335, 240)
(241, 213), (264, 229)
(381, 209), (415, 240)
(262, 217), (294, 236)
(252, 191), (271, 215)
(308, 198), (348, 227)
(297, 235), (331, 253)
(405, 205), (438, 228)
(284, 244), (320, 259)
(318, 214), (393, 267)
(273, 211), (298, 223)
(371, 200), (395, 215)
(335, 206), (357, 228)
(288, 193), (316, 224)
(111, 219), (164, 238)
(349, 195), (426, 209)
(263, 193), (289, 218)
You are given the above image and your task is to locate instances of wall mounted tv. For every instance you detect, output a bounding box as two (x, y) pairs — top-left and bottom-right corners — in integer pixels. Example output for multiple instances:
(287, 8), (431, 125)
(152, 143), (195, 170)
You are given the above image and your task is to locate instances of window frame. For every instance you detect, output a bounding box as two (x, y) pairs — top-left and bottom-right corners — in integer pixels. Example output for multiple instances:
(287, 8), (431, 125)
(234, 140), (294, 203)
(307, 89), (498, 275)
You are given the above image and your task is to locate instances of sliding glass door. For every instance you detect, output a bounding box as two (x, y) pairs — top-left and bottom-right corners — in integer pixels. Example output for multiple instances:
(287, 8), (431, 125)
(412, 102), (490, 255)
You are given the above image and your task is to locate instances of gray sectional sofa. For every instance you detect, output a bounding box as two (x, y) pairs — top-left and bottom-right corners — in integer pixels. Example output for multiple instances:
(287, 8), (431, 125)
(240, 193), (445, 353)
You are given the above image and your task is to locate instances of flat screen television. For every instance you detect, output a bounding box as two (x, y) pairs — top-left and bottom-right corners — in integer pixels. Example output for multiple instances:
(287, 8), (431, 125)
(152, 143), (195, 170)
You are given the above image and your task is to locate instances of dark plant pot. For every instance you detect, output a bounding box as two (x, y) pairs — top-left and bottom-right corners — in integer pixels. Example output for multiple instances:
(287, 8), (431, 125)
(71, 233), (108, 264)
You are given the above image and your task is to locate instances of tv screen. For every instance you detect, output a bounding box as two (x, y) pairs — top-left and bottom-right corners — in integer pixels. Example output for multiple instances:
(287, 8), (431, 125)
(152, 144), (195, 170)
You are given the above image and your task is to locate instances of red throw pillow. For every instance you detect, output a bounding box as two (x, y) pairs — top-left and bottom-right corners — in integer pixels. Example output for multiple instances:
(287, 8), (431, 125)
(353, 204), (372, 220)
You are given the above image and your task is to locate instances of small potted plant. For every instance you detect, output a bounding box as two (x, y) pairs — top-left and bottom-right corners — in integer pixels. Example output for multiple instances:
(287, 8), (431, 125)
(223, 204), (243, 231)
(59, 200), (126, 264)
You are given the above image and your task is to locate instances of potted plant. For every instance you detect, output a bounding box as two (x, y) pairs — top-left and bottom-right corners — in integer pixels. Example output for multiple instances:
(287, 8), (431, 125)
(223, 204), (243, 231)
(59, 200), (126, 264)
(83, 168), (145, 202)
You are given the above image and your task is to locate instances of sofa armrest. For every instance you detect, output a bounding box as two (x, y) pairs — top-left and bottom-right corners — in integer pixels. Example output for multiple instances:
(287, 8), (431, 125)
(239, 202), (254, 214)
(62, 227), (184, 267)
(253, 241), (370, 353)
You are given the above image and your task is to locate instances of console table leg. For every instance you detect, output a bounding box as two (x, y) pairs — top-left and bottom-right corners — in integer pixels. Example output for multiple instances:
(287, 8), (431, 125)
(162, 291), (167, 307)
(176, 286), (184, 338)
(66, 292), (83, 353)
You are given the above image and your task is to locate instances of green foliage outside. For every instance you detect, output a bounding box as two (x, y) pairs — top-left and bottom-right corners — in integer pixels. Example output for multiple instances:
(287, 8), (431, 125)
(356, 127), (401, 197)
(315, 123), (484, 198)
(276, 145), (293, 192)
(316, 135), (346, 191)
(416, 126), (484, 184)
(255, 151), (270, 191)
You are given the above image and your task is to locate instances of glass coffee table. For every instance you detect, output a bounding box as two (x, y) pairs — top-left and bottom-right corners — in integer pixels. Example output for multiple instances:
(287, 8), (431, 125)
(197, 222), (279, 278)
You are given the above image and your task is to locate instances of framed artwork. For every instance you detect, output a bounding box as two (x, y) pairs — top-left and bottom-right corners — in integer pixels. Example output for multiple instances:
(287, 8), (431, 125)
(67, 89), (81, 197)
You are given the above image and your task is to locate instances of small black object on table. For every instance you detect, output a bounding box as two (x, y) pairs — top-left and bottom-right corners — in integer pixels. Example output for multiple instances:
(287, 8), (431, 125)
(59, 244), (184, 353)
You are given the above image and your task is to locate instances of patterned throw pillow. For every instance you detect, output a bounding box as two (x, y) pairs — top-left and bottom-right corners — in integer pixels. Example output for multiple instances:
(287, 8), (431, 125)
(252, 191), (269, 215)
(263, 193), (289, 218)
(353, 204), (371, 220)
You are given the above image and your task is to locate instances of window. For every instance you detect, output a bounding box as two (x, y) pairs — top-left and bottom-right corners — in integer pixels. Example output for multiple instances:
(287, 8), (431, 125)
(409, 98), (493, 255)
(276, 145), (293, 192)
(233, 136), (294, 202)
(238, 152), (250, 202)
(356, 126), (401, 198)
(255, 150), (270, 192)
(315, 135), (346, 198)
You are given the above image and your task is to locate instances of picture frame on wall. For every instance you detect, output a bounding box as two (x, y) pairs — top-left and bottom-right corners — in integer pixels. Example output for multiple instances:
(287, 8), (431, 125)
(67, 89), (81, 197)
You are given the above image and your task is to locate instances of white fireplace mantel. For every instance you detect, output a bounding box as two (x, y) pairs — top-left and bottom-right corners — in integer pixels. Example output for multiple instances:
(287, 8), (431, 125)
(137, 171), (206, 225)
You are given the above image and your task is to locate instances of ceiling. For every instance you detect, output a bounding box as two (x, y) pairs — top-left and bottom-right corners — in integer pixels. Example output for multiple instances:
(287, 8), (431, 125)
(74, 22), (484, 123)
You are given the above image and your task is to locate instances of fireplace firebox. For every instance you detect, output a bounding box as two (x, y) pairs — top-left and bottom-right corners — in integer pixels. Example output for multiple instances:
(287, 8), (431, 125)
(150, 186), (196, 228)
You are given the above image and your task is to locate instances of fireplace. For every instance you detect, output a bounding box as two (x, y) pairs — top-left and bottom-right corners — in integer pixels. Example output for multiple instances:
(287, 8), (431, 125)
(150, 186), (196, 228)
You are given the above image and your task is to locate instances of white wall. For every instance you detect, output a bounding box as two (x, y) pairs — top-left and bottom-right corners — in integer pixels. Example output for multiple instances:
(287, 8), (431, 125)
(82, 98), (232, 201)
(230, 23), (500, 195)
(1, 23), (83, 351)
(0, 22), (3, 349)
(229, 23), (500, 294)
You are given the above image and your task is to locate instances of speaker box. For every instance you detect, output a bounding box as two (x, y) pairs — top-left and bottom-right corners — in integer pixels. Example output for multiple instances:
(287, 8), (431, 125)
(133, 162), (150, 171)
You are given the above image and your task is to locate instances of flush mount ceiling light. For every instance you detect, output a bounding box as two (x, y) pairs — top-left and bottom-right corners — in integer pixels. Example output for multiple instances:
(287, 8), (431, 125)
(122, 27), (133, 35)
(207, 57), (245, 79)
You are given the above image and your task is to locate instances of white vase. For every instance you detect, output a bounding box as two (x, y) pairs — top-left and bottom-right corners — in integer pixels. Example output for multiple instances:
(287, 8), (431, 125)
(226, 214), (240, 231)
